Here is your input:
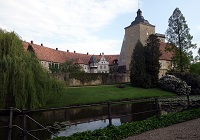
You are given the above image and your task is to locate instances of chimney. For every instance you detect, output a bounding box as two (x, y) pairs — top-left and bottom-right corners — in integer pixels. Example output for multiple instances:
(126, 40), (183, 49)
(41, 43), (43, 46)
(67, 50), (69, 52)
(31, 40), (33, 44)
(100, 53), (101, 56)
(74, 51), (76, 53)
(102, 52), (104, 55)
(56, 48), (58, 50)
(87, 52), (89, 55)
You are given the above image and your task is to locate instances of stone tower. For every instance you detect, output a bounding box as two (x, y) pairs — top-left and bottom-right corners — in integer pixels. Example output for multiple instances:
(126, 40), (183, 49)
(118, 9), (155, 72)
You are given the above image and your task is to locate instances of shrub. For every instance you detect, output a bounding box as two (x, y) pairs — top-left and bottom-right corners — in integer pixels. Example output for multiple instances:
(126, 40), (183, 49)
(116, 83), (125, 88)
(158, 75), (191, 95)
(173, 73), (200, 95)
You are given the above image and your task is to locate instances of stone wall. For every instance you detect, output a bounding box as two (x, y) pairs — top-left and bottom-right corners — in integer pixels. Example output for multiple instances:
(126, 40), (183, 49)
(124, 23), (155, 71)
(50, 73), (130, 86)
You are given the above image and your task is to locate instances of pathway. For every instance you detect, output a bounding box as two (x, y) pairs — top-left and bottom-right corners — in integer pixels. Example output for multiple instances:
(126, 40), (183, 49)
(124, 118), (200, 140)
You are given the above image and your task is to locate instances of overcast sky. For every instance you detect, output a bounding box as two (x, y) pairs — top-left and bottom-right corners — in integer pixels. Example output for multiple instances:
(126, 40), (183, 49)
(0, 0), (199, 56)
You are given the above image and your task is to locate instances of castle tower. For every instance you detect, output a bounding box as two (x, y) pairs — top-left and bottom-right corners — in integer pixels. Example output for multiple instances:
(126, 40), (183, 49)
(118, 9), (155, 72)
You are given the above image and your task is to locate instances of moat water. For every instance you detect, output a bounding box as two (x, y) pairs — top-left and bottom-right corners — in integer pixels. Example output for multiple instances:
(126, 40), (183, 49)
(0, 101), (157, 140)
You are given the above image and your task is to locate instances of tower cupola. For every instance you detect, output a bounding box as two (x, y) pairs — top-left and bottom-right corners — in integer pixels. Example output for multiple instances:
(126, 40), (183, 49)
(130, 9), (150, 26)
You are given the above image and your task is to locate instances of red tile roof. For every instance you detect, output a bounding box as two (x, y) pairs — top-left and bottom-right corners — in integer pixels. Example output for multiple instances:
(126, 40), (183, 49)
(23, 42), (119, 64)
(23, 41), (172, 65)
(75, 58), (84, 64)
(159, 42), (173, 60)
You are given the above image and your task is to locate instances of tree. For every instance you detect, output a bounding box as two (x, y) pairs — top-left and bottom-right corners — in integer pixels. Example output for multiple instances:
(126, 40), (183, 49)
(190, 62), (200, 75)
(145, 34), (161, 87)
(49, 63), (59, 73)
(198, 48), (200, 56)
(166, 8), (197, 72)
(0, 29), (64, 109)
(59, 59), (84, 73)
(130, 40), (148, 88)
(193, 48), (200, 62)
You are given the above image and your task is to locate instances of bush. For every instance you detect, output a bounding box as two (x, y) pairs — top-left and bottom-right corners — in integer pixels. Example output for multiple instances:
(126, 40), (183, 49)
(116, 83), (125, 88)
(172, 73), (200, 95)
(158, 75), (191, 95)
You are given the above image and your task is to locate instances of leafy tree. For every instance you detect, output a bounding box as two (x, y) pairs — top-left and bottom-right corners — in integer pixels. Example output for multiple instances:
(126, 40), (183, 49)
(198, 48), (200, 56)
(59, 59), (84, 73)
(190, 62), (200, 75)
(166, 8), (196, 72)
(145, 34), (161, 87)
(49, 63), (59, 73)
(130, 40), (148, 88)
(27, 44), (35, 54)
(0, 29), (64, 109)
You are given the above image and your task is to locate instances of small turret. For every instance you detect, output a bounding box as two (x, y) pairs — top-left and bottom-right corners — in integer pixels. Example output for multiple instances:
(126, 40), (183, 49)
(88, 55), (98, 73)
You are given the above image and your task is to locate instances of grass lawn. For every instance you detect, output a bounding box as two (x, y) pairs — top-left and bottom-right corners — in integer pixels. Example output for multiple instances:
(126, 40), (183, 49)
(46, 84), (176, 108)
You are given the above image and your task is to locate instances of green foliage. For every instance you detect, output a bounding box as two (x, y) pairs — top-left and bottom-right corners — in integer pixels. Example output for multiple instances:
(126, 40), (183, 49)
(171, 73), (200, 95)
(145, 34), (161, 87)
(0, 29), (64, 109)
(49, 60), (84, 74)
(69, 73), (99, 84)
(52, 108), (200, 140)
(49, 63), (60, 73)
(193, 48), (200, 62)
(198, 48), (200, 55)
(27, 44), (35, 55)
(130, 40), (148, 88)
(190, 62), (200, 75)
(165, 7), (197, 72)
(130, 35), (161, 88)
(59, 60), (84, 73)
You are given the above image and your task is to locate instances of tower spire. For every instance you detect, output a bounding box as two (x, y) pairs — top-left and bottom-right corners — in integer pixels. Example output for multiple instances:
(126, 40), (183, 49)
(138, 0), (140, 9)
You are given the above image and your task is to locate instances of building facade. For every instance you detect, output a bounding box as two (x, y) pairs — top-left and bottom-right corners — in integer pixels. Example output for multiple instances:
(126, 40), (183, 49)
(23, 9), (172, 77)
(23, 41), (118, 73)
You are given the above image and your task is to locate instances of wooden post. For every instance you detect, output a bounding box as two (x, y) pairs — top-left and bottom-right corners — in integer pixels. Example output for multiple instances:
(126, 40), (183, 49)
(22, 109), (27, 140)
(8, 107), (14, 140)
(187, 94), (190, 108)
(155, 98), (159, 116)
(107, 103), (112, 126)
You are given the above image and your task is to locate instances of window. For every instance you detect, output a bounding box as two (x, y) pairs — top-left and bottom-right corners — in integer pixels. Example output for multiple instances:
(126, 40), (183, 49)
(104, 65), (106, 69)
(100, 66), (102, 69)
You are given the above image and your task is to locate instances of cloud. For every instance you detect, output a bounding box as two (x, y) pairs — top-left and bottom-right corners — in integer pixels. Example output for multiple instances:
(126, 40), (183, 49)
(0, 0), (137, 54)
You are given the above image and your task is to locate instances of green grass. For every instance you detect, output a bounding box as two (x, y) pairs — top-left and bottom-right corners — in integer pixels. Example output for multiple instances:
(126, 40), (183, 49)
(46, 84), (175, 108)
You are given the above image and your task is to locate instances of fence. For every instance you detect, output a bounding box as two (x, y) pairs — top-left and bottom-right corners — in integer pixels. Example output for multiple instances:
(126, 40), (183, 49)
(0, 95), (195, 140)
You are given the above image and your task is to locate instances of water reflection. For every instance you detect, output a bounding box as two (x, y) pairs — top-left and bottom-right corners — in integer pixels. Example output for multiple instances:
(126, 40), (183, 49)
(56, 119), (121, 137)
(0, 101), (157, 140)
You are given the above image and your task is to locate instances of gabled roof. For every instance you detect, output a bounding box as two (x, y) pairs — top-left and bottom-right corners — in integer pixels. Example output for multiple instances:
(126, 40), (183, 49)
(23, 41), (119, 65)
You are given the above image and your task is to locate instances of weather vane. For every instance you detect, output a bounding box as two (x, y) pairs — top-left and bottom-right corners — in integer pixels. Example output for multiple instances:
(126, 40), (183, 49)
(138, 0), (140, 9)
